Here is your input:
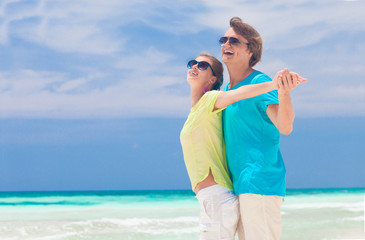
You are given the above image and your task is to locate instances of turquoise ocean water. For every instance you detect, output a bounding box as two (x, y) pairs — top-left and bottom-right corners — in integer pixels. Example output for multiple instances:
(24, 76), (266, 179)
(0, 188), (364, 240)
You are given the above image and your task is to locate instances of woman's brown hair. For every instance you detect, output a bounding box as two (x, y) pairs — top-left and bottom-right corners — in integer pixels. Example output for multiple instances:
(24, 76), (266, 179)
(197, 52), (224, 90)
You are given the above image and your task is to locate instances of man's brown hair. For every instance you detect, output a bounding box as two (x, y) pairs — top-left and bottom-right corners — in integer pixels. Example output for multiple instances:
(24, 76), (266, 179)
(230, 17), (263, 67)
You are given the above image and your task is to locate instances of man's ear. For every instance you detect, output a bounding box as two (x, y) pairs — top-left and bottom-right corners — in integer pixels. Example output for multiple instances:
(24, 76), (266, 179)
(248, 50), (253, 58)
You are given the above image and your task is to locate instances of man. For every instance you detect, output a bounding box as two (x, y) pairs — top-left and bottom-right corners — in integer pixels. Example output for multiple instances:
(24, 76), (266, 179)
(221, 17), (304, 240)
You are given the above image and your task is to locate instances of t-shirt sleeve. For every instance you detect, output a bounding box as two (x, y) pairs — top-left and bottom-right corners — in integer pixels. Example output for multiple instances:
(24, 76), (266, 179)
(252, 74), (278, 106)
(206, 90), (225, 114)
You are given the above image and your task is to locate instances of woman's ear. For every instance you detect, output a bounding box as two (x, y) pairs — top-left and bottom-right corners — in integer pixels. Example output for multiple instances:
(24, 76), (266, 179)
(209, 76), (217, 86)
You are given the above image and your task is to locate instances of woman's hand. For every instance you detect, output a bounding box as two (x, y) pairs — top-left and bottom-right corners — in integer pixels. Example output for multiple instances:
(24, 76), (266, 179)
(272, 70), (284, 90)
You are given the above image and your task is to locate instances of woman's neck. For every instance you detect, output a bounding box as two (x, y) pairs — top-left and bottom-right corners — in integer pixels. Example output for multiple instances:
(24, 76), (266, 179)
(190, 86), (205, 107)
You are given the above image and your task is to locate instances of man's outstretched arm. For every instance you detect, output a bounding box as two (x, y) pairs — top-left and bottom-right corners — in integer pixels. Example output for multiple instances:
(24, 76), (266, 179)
(267, 69), (307, 135)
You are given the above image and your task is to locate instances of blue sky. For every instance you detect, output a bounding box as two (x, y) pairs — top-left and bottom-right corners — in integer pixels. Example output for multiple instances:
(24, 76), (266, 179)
(0, 0), (364, 191)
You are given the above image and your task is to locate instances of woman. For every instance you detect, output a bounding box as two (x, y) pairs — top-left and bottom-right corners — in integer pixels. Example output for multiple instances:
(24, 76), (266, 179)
(180, 52), (305, 240)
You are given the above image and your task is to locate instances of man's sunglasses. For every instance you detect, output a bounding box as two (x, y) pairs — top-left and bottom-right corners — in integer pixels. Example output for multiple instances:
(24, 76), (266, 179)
(219, 36), (249, 47)
(187, 60), (216, 76)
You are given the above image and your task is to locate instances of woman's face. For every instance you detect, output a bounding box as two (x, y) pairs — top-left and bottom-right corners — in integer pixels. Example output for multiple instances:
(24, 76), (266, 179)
(187, 56), (215, 89)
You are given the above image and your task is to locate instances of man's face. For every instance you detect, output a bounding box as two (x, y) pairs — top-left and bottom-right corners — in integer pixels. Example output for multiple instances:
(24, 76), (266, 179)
(221, 28), (252, 66)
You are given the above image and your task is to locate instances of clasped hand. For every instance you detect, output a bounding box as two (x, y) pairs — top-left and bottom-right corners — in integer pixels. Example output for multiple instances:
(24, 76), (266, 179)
(272, 69), (307, 94)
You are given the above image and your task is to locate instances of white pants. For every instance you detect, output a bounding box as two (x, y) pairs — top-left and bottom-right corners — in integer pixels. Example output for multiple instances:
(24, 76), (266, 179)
(239, 193), (283, 240)
(196, 184), (242, 240)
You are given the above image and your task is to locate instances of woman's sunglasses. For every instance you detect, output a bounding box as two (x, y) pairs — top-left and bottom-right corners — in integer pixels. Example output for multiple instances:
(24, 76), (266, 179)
(187, 60), (216, 76)
(219, 36), (249, 47)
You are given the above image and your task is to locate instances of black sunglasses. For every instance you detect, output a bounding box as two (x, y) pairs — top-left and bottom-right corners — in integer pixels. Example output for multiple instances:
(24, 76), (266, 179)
(219, 36), (249, 47)
(187, 60), (216, 76)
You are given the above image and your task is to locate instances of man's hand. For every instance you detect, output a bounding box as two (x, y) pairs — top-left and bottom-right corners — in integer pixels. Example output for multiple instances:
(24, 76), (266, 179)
(278, 69), (307, 94)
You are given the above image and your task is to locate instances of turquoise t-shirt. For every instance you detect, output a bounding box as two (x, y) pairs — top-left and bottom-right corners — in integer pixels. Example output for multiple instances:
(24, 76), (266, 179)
(222, 71), (286, 197)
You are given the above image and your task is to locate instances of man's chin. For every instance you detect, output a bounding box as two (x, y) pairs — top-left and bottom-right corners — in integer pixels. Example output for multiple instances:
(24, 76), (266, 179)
(222, 56), (233, 64)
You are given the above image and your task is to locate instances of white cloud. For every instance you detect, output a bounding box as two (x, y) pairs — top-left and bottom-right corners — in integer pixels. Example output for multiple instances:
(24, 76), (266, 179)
(195, 0), (365, 49)
(321, 64), (365, 75)
(56, 77), (89, 93)
(0, 70), (64, 94)
(0, 0), (207, 53)
(115, 47), (175, 72)
(2, 0), (364, 52)
(292, 85), (365, 117)
(0, 0), (157, 54)
(0, 47), (190, 118)
(0, 0), (364, 119)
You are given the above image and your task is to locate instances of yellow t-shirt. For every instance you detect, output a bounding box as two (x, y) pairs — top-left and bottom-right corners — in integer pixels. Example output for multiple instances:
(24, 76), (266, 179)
(180, 90), (233, 191)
